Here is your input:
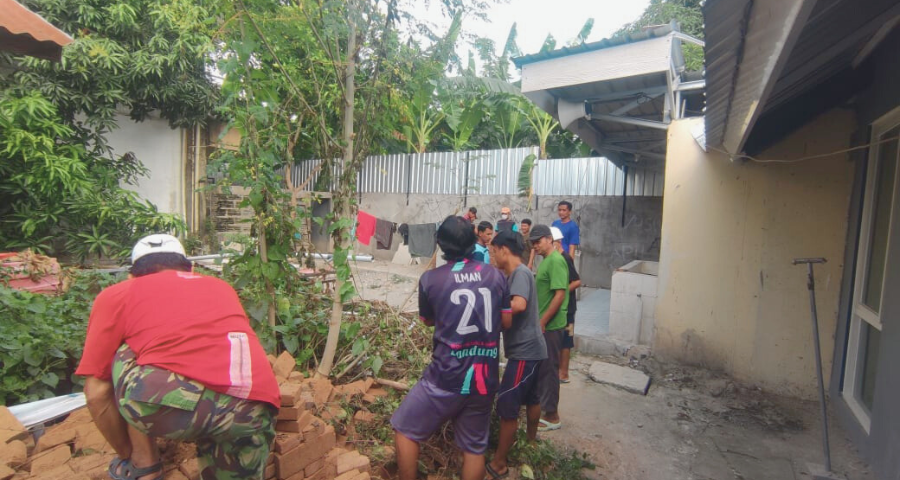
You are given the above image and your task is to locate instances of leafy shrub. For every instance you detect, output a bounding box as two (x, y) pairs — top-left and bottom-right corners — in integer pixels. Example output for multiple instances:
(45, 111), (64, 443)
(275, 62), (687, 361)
(0, 271), (124, 405)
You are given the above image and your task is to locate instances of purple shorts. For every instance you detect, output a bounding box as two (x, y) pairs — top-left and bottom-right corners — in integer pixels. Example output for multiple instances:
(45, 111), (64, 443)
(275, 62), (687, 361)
(390, 378), (494, 454)
(496, 359), (542, 420)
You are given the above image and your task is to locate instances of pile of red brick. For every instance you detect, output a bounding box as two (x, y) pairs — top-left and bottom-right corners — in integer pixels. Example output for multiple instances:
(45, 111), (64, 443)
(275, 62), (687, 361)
(0, 351), (392, 480)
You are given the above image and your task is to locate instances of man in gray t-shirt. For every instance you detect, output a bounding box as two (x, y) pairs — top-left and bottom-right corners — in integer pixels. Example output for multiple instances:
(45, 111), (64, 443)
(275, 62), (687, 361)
(486, 230), (548, 479)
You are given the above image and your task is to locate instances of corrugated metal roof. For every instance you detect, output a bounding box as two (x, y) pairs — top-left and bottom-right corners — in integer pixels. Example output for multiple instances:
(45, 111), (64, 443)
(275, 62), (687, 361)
(702, 0), (756, 150)
(513, 24), (675, 68)
(0, 0), (73, 61)
(703, 0), (900, 151)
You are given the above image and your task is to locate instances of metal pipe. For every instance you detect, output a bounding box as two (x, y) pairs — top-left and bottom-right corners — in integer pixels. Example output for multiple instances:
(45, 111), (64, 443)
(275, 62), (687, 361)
(793, 257), (832, 472)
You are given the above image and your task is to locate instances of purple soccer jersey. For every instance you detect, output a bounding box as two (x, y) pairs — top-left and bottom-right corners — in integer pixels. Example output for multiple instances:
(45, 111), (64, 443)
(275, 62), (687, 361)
(418, 258), (511, 395)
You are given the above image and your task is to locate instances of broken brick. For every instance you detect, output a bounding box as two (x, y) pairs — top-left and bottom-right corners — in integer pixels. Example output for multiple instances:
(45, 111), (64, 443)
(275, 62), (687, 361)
(352, 411), (375, 424)
(30, 444), (71, 474)
(362, 388), (388, 404)
(276, 405), (305, 421)
(30, 463), (76, 480)
(330, 381), (367, 401)
(273, 352), (296, 379)
(276, 411), (313, 433)
(73, 424), (111, 454)
(303, 378), (333, 408)
(0, 464), (12, 480)
(35, 427), (77, 453)
(0, 440), (27, 468)
(279, 383), (304, 407)
(67, 453), (113, 474)
(336, 452), (369, 476)
(274, 433), (303, 454)
(0, 407), (27, 444)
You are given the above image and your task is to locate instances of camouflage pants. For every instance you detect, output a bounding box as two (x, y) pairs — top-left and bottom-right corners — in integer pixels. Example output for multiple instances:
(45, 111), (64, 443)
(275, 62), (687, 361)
(112, 345), (276, 480)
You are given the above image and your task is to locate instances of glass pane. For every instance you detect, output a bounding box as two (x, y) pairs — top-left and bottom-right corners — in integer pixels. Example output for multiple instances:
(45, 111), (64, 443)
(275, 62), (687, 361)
(859, 323), (881, 411)
(862, 127), (900, 312)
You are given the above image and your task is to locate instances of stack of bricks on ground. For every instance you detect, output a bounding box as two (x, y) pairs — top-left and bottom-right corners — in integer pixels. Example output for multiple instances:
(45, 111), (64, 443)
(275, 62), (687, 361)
(0, 351), (390, 480)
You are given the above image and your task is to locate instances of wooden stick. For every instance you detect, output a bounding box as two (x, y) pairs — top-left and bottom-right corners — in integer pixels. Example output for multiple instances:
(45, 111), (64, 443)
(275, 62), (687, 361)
(374, 377), (409, 391)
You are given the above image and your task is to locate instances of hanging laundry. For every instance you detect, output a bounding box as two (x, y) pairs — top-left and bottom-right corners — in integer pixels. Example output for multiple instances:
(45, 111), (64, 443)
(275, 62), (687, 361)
(407, 223), (437, 257)
(375, 218), (395, 250)
(397, 223), (410, 245)
(355, 210), (377, 246)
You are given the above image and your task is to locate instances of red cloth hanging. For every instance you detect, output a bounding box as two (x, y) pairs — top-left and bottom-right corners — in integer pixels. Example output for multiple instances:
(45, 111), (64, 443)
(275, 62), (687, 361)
(356, 210), (377, 246)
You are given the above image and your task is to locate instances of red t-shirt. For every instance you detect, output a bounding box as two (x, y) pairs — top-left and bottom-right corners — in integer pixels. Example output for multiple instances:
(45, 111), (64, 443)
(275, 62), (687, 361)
(75, 270), (280, 408)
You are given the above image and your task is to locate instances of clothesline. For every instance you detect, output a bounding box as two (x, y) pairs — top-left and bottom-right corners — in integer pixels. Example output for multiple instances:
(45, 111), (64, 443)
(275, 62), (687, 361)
(353, 209), (439, 257)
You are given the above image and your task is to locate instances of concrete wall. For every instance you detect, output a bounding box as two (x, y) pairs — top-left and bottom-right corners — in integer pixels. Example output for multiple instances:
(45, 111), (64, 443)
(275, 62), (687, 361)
(354, 192), (662, 288)
(654, 110), (856, 399)
(830, 28), (900, 480)
(104, 112), (185, 216)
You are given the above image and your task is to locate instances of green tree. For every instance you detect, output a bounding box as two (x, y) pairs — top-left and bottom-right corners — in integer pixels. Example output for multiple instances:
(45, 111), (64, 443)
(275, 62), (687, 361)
(0, 0), (218, 261)
(614, 0), (704, 71)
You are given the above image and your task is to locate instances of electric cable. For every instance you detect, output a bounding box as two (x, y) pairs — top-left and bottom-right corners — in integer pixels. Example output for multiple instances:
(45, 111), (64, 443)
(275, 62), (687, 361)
(708, 135), (900, 164)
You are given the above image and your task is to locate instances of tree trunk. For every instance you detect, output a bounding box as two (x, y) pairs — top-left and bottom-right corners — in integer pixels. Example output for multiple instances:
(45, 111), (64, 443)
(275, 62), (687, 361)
(258, 207), (277, 329)
(317, 18), (356, 378)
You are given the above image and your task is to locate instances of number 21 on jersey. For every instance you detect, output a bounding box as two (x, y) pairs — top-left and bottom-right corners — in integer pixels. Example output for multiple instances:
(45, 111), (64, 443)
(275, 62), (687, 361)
(450, 288), (493, 335)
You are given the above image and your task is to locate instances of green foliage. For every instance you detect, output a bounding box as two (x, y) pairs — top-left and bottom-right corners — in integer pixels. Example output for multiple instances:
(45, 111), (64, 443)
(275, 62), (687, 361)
(0, 0), (215, 261)
(614, 0), (705, 71)
(0, 271), (124, 405)
(487, 415), (596, 480)
(0, 92), (184, 261)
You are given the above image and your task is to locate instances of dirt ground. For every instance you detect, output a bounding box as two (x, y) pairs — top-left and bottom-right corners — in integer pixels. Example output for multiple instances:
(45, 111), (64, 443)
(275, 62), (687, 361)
(351, 260), (874, 480)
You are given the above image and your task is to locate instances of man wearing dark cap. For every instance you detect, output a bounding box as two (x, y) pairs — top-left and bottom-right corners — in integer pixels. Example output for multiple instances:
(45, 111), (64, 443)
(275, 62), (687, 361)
(528, 224), (569, 431)
(76, 234), (280, 480)
(392, 216), (511, 480)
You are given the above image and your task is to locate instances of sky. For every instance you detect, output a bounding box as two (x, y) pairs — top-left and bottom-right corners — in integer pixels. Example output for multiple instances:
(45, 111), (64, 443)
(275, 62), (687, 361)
(410, 0), (651, 67)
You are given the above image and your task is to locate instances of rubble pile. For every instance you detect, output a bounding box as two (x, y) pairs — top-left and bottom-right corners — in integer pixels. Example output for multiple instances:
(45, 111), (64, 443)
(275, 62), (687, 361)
(1, 351), (392, 480)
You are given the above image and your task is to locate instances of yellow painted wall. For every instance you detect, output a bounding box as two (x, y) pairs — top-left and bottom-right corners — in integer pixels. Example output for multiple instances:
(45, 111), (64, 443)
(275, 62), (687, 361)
(655, 110), (856, 399)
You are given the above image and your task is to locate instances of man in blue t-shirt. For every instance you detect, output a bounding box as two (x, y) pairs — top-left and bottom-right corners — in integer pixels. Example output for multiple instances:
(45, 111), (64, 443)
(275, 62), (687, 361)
(392, 216), (511, 480)
(551, 200), (580, 258)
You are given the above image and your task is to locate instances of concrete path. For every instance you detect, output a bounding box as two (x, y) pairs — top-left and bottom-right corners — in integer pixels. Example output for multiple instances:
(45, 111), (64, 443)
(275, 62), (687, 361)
(539, 354), (874, 480)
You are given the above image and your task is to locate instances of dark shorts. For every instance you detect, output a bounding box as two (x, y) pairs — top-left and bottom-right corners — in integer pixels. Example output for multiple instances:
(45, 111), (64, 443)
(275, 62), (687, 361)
(496, 360), (542, 419)
(390, 378), (494, 455)
(562, 310), (576, 349)
(112, 346), (276, 480)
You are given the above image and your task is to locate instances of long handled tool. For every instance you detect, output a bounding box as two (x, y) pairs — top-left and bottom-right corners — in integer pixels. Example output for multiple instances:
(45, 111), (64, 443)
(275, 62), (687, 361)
(792, 258), (845, 480)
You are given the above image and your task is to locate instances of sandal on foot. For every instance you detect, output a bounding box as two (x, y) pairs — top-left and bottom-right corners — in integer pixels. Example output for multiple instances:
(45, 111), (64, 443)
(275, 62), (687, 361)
(485, 463), (510, 480)
(560, 378), (571, 384)
(538, 418), (562, 432)
(109, 457), (164, 480)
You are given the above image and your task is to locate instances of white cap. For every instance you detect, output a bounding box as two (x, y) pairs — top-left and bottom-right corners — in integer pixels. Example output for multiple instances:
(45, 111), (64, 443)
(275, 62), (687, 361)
(131, 234), (186, 264)
(550, 226), (564, 241)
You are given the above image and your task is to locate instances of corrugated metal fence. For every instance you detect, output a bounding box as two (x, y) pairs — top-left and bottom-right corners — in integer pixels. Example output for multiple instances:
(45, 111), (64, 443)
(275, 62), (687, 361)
(291, 147), (663, 197)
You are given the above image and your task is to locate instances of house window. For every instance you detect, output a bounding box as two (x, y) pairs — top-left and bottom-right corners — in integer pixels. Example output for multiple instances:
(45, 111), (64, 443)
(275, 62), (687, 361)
(843, 109), (900, 431)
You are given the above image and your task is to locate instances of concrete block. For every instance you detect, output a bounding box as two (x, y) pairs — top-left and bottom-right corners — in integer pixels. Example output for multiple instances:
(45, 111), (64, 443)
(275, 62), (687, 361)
(588, 361), (651, 395)
(574, 335), (622, 356)
(609, 310), (640, 344)
(639, 274), (658, 297)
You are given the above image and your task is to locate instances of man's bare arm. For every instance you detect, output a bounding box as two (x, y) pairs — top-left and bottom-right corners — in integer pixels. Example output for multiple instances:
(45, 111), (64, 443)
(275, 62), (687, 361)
(84, 376), (132, 459)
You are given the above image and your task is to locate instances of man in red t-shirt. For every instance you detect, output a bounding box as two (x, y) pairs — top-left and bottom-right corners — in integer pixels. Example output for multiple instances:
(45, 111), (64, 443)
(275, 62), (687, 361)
(76, 234), (280, 480)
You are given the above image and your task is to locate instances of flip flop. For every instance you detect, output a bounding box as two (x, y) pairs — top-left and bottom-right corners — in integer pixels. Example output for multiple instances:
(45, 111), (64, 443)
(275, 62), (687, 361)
(538, 418), (562, 431)
(485, 463), (510, 480)
(560, 378), (571, 384)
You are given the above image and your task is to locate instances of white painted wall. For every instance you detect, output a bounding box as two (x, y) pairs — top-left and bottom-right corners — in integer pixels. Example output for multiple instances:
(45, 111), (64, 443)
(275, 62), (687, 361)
(104, 113), (185, 216)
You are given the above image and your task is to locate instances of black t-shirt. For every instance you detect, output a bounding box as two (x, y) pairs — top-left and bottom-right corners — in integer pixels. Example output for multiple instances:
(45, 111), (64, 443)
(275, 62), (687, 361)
(561, 251), (579, 313)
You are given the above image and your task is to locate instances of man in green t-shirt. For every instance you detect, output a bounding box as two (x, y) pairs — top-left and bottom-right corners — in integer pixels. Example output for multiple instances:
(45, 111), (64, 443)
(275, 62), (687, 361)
(528, 224), (569, 430)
